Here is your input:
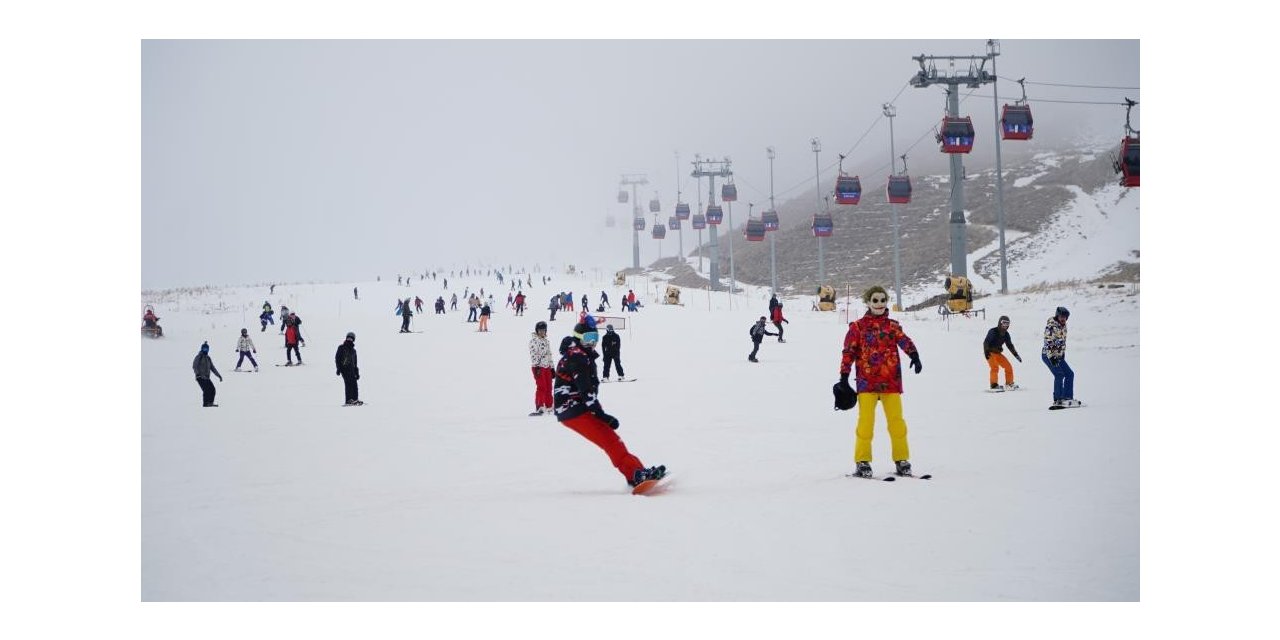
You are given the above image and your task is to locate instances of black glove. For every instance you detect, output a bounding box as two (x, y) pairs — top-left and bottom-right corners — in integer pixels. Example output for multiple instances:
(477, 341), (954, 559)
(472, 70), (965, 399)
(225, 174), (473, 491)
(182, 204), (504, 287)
(983, 351), (990, 360)
(215, 373), (223, 382)
(908, 352), (922, 374)
(1014, 354), (1022, 363)
(833, 374), (856, 411)
(599, 413), (620, 429)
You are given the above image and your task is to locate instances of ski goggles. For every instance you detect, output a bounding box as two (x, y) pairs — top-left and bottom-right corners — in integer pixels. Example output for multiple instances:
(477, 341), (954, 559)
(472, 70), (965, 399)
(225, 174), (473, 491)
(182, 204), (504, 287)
(578, 330), (599, 345)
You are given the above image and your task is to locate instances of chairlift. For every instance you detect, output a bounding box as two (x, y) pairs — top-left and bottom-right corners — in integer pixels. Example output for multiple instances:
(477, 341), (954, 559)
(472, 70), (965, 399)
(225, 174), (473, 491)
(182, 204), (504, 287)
(745, 219), (766, 241)
(937, 116), (975, 154)
(674, 202), (691, 220)
(762, 209), (780, 231)
(691, 213), (707, 230)
(811, 213), (833, 237)
(706, 204), (724, 225)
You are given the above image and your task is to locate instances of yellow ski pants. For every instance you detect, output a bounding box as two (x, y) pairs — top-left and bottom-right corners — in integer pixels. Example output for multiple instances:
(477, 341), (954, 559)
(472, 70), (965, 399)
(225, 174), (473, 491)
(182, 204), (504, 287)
(855, 392), (910, 463)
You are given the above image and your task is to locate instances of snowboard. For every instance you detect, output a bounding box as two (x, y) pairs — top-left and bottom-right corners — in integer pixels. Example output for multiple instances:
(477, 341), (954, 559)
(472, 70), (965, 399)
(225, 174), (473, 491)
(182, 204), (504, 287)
(275, 362), (305, 367)
(601, 378), (636, 383)
(233, 369), (258, 373)
(342, 401), (365, 407)
(631, 475), (672, 496)
(1049, 400), (1084, 410)
(986, 384), (1018, 393)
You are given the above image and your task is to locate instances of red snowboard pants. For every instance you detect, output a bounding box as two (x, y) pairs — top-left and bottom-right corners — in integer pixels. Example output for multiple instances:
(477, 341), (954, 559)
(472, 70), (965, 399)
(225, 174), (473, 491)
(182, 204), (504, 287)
(560, 412), (643, 481)
(531, 366), (554, 410)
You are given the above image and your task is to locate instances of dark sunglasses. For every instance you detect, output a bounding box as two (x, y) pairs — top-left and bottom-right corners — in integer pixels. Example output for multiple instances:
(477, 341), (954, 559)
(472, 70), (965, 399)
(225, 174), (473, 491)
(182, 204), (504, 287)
(869, 297), (888, 303)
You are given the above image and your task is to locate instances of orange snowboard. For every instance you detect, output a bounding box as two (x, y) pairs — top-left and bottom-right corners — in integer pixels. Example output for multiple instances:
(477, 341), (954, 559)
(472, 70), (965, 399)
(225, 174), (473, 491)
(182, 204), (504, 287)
(631, 476), (671, 496)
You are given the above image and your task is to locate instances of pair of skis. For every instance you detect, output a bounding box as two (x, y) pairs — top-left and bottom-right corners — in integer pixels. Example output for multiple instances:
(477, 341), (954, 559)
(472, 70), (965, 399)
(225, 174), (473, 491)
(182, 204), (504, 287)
(845, 472), (933, 482)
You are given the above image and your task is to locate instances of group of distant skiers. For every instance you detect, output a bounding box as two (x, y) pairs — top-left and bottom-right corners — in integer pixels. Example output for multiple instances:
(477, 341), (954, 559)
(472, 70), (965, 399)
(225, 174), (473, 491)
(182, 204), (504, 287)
(171, 278), (1077, 489)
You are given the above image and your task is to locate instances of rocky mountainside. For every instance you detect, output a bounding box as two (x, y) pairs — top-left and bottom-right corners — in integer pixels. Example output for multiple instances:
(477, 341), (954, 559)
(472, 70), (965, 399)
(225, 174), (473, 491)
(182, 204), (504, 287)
(672, 142), (1136, 302)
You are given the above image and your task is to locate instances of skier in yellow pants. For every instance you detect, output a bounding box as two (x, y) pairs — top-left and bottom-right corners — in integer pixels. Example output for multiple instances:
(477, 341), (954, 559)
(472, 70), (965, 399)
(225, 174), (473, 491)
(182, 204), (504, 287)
(835, 286), (923, 478)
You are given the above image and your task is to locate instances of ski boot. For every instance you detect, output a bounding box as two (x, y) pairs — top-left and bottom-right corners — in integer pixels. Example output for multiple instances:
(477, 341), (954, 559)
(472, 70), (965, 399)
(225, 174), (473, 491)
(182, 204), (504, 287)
(894, 460), (913, 477)
(854, 461), (873, 478)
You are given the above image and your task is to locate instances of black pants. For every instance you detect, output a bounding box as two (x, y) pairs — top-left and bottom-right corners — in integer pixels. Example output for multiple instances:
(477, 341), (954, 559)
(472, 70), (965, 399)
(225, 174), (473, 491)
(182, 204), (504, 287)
(549, 308), (557, 321)
(286, 344), (302, 363)
(773, 321), (784, 341)
(401, 315), (411, 331)
(603, 352), (624, 378)
(749, 340), (763, 360)
(197, 377), (216, 405)
(342, 371), (359, 403)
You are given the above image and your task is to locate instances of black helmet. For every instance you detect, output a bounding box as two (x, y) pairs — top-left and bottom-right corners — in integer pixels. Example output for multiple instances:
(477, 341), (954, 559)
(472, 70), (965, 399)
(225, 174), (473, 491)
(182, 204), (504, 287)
(535, 321), (548, 332)
(1056, 306), (1070, 318)
(346, 331), (356, 340)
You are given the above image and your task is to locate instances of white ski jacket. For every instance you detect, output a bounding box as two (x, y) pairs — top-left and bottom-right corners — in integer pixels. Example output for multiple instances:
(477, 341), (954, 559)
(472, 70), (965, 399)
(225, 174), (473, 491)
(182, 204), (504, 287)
(529, 333), (554, 368)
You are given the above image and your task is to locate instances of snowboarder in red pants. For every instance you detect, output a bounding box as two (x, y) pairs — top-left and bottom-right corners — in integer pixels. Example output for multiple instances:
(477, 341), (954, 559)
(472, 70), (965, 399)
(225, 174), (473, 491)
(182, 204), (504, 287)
(553, 318), (664, 488)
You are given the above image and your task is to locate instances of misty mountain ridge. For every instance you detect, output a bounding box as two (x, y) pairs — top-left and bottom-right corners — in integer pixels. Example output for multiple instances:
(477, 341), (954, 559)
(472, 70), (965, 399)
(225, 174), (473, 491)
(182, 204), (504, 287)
(659, 137), (1138, 306)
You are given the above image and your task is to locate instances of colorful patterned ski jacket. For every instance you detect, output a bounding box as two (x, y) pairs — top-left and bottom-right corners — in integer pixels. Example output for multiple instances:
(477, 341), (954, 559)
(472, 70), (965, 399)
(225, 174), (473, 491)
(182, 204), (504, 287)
(529, 332), (554, 368)
(553, 336), (604, 421)
(839, 310), (919, 394)
(1042, 317), (1067, 359)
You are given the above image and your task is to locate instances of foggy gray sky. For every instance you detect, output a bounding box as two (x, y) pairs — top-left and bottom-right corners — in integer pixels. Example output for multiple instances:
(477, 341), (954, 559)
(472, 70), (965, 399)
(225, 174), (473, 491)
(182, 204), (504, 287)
(142, 40), (1138, 289)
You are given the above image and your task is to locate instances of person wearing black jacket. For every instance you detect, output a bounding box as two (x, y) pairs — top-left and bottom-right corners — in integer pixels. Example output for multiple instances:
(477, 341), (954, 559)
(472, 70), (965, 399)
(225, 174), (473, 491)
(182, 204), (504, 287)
(553, 319), (663, 488)
(983, 315), (1022, 390)
(748, 316), (778, 362)
(600, 324), (626, 381)
(335, 332), (362, 405)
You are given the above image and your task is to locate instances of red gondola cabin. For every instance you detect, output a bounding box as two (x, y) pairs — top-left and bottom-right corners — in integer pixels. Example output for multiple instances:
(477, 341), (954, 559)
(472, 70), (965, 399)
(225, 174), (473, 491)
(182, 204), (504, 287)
(706, 204), (724, 225)
(887, 175), (912, 204)
(691, 214), (707, 230)
(745, 219), (765, 241)
(811, 213), (833, 237)
(675, 202), (691, 220)
(834, 174), (861, 205)
(938, 116), (975, 154)
(721, 183), (738, 202)
(1001, 104), (1033, 140)
(652, 223), (666, 239)
(1118, 137), (1139, 187)
(762, 210), (780, 231)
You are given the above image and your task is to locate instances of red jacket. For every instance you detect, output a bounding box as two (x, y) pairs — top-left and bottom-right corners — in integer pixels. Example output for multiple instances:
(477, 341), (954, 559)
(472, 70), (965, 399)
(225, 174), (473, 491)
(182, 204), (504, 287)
(770, 306), (786, 323)
(839, 310), (918, 394)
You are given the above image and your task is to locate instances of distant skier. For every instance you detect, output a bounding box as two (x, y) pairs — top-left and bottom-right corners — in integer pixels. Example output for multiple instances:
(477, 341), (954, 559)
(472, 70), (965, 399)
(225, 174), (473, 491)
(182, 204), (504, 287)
(983, 315), (1022, 390)
(260, 301), (274, 332)
(478, 298), (492, 332)
(601, 324), (626, 381)
(836, 285), (923, 479)
(142, 307), (162, 337)
(528, 321), (554, 415)
(769, 298), (789, 343)
(514, 291), (526, 316)
(599, 290), (610, 310)
(270, 283), (275, 295)
(400, 298), (413, 333)
(450, 293), (458, 311)
(192, 341), (223, 407)
(580, 293), (588, 311)
(353, 286), (359, 300)
(748, 316), (777, 362)
(548, 293), (561, 321)
(335, 331), (362, 405)
(234, 328), (258, 372)
(284, 315), (303, 365)
(414, 296), (424, 314)
(1042, 306), (1076, 407)
(435, 296), (446, 314)
(283, 311), (304, 345)
(553, 318), (665, 488)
